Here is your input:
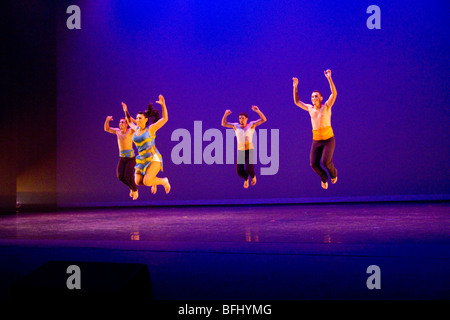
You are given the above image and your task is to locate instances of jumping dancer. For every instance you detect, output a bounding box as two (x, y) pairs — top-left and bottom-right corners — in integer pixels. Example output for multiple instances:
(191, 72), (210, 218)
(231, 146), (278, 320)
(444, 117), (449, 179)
(221, 106), (267, 188)
(104, 116), (139, 200)
(122, 95), (171, 194)
(293, 69), (338, 189)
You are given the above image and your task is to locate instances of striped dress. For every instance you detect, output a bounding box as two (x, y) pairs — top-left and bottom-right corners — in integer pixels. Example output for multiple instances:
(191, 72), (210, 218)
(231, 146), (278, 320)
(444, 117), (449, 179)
(132, 127), (163, 175)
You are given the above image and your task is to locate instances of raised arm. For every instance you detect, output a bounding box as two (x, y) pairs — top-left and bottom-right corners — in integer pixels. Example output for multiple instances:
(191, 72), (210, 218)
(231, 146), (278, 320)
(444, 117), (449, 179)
(122, 102), (137, 131)
(250, 105), (267, 128)
(151, 94), (168, 132)
(104, 116), (118, 134)
(221, 110), (235, 129)
(324, 69), (337, 108)
(292, 77), (311, 111)
(122, 102), (136, 125)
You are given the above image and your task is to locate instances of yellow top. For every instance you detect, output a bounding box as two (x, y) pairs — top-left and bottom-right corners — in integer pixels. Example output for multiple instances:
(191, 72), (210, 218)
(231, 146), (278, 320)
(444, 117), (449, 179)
(312, 126), (334, 141)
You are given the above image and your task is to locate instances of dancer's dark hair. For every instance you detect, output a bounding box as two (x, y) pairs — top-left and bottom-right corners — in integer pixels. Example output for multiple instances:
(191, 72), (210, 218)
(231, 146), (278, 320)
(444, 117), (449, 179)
(138, 102), (161, 127)
(312, 90), (323, 98)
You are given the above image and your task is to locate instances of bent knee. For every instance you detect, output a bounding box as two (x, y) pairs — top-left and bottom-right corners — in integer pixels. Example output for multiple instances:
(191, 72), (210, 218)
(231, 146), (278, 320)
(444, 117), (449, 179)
(310, 162), (320, 169)
(321, 160), (332, 168)
(143, 175), (157, 186)
(135, 175), (144, 186)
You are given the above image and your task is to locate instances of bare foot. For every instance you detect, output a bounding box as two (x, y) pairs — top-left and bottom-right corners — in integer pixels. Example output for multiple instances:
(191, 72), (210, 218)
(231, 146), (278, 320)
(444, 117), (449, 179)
(251, 176), (257, 186)
(129, 189), (133, 198)
(151, 185), (157, 194)
(321, 181), (328, 189)
(243, 179), (249, 189)
(331, 169), (338, 184)
(132, 190), (139, 200)
(162, 178), (171, 194)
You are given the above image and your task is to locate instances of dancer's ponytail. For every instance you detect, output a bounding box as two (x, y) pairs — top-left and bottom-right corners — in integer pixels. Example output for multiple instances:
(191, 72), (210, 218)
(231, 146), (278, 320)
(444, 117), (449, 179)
(146, 102), (161, 124)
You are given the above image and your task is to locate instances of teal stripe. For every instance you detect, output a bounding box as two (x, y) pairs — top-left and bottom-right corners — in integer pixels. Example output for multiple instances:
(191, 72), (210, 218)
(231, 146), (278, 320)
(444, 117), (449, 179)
(120, 149), (134, 158)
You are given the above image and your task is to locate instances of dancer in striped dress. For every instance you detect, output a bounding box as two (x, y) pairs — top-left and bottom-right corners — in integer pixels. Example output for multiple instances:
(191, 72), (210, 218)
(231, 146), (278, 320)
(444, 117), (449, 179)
(122, 95), (170, 194)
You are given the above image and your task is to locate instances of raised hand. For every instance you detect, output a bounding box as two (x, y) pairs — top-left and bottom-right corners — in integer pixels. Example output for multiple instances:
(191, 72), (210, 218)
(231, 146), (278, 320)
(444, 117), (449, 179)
(324, 69), (332, 79)
(251, 105), (260, 112)
(121, 102), (127, 112)
(156, 94), (165, 106)
(224, 109), (232, 116)
(106, 116), (113, 121)
(292, 77), (299, 87)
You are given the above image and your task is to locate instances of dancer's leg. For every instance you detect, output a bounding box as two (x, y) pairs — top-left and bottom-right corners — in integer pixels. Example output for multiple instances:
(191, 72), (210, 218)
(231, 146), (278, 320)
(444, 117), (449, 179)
(124, 157), (138, 199)
(117, 158), (135, 197)
(135, 172), (144, 187)
(143, 161), (170, 193)
(236, 150), (249, 188)
(245, 150), (257, 185)
(310, 140), (328, 186)
(321, 137), (337, 183)
(236, 163), (248, 180)
(124, 158), (138, 191)
(116, 158), (127, 185)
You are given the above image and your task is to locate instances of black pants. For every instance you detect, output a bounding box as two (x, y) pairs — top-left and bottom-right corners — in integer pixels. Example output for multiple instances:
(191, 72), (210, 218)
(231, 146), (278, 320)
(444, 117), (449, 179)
(117, 157), (138, 192)
(310, 136), (337, 183)
(236, 149), (256, 181)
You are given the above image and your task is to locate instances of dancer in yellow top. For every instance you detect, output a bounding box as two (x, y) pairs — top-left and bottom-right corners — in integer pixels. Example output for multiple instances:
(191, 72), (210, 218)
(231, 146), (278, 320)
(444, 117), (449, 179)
(104, 116), (139, 200)
(293, 69), (338, 189)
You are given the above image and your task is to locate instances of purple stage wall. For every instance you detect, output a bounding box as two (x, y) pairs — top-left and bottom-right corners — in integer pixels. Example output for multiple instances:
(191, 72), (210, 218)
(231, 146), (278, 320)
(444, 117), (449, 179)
(54, 0), (449, 207)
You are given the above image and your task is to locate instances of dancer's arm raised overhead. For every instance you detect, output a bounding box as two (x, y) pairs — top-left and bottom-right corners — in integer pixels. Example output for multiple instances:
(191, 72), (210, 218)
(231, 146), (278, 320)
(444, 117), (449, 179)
(151, 95), (168, 132)
(221, 109), (235, 129)
(292, 77), (312, 111)
(121, 102), (137, 125)
(250, 105), (267, 129)
(122, 102), (137, 131)
(324, 69), (337, 108)
(104, 116), (119, 134)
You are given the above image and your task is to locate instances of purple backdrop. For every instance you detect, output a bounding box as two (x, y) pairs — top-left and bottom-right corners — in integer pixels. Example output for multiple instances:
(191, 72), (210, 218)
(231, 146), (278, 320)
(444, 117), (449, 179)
(56, 0), (450, 207)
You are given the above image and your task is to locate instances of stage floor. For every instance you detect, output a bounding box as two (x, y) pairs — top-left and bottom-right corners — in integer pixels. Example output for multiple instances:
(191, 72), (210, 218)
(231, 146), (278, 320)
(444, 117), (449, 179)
(0, 201), (449, 300)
